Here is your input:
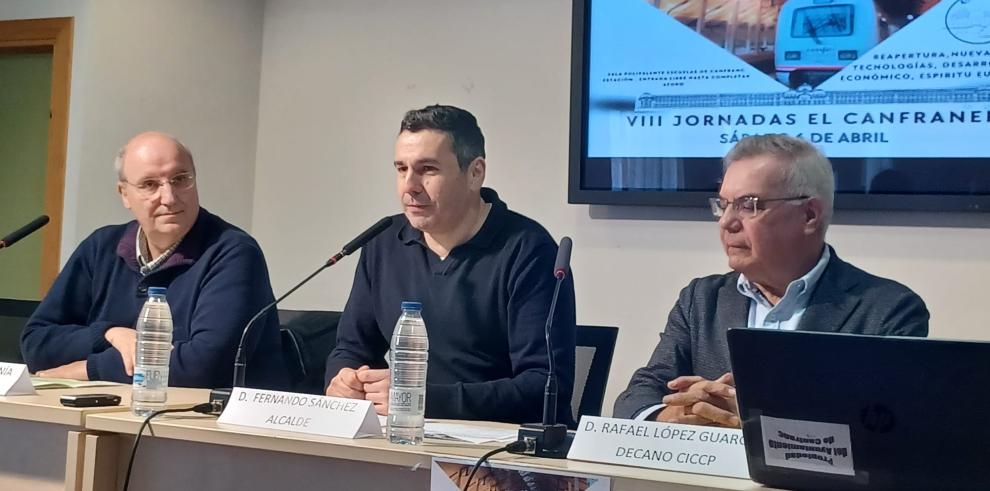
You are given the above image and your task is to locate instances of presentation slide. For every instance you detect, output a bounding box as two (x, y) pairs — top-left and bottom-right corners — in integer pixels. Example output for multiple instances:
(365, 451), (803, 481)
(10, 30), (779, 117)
(587, 0), (990, 159)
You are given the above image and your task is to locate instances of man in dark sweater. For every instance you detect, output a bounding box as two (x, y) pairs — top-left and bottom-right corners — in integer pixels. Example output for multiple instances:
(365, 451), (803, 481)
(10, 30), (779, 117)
(21, 132), (288, 389)
(614, 135), (929, 426)
(324, 105), (576, 424)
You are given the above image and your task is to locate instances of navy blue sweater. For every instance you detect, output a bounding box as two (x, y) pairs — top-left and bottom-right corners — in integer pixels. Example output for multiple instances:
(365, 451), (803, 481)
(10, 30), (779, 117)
(326, 188), (576, 424)
(21, 209), (289, 389)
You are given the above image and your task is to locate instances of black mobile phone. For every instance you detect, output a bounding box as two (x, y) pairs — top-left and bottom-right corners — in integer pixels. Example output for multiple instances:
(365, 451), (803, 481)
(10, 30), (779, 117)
(59, 393), (122, 408)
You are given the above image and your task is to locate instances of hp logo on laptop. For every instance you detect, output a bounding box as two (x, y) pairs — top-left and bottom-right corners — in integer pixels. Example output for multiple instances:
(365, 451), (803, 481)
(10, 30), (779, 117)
(860, 404), (896, 433)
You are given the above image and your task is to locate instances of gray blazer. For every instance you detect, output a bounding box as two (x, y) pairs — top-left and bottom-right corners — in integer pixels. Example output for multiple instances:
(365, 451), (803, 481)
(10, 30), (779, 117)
(613, 249), (929, 420)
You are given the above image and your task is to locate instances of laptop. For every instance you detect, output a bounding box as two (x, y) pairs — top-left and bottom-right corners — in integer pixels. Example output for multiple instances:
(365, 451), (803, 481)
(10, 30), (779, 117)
(727, 329), (990, 491)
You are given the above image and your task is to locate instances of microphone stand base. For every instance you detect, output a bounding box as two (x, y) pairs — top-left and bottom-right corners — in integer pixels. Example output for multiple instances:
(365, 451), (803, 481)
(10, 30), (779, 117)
(508, 423), (575, 459)
(208, 388), (232, 412)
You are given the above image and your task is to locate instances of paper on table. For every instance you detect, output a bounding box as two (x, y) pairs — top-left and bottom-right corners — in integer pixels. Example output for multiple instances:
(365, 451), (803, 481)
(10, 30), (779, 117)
(375, 415), (518, 444)
(31, 377), (123, 389)
(424, 422), (518, 444)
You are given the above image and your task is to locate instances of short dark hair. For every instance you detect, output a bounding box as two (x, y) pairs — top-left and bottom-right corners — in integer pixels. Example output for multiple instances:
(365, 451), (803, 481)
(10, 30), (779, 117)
(399, 104), (485, 170)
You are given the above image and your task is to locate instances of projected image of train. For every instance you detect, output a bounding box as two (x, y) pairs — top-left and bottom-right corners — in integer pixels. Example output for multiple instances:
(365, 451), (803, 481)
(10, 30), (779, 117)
(775, 0), (884, 88)
(647, 0), (939, 89)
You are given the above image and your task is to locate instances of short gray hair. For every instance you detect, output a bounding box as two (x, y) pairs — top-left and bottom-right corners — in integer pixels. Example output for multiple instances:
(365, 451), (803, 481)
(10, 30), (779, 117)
(724, 134), (834, 228)
(114, 132), (194, 180)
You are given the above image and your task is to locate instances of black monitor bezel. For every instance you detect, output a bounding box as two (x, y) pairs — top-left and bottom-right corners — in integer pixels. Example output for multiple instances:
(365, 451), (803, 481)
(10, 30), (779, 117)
(566, 0), (990, 213)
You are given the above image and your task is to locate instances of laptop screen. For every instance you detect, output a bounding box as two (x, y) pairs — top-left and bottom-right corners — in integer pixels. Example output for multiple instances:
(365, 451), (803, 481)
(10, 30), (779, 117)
(727, 329), (990, 491)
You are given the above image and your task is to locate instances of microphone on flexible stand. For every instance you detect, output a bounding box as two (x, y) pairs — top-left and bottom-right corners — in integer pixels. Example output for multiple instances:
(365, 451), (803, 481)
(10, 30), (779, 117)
(510, 236), (575, 459)
(209, 216), (394, 409)
(0, 215), (50, 251)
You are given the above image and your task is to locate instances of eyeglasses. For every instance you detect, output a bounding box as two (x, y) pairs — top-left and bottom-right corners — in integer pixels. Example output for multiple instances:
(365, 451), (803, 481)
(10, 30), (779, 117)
(120, 172), (196, 198)
(709, 195), (809, 219)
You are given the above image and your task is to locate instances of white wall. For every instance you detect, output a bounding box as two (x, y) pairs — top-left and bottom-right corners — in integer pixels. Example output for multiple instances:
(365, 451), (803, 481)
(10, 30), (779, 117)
(0, 0), (265, 261)
(252, 0), (990, 415)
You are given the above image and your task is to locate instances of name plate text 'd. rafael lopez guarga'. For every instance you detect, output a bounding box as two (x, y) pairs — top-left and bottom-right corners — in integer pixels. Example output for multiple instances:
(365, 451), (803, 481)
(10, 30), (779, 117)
(567, 416), (749, 479)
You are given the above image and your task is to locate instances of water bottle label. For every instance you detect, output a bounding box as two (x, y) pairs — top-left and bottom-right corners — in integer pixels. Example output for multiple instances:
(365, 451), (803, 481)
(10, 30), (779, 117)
(133, 367), (168, 389)
(389, 388), (424, 414)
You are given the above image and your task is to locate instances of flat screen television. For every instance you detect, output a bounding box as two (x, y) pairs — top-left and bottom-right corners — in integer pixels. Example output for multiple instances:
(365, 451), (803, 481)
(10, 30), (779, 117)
(568, 0), (990, 212)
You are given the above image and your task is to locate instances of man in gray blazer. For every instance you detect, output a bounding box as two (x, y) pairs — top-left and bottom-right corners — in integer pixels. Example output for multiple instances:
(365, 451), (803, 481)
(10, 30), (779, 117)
(613, 135), (929, 427)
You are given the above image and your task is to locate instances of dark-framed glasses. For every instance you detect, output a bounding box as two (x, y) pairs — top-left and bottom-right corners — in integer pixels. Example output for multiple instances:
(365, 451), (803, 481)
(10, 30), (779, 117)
(121, 172), (196, 198)
(709, 195), (809, 219)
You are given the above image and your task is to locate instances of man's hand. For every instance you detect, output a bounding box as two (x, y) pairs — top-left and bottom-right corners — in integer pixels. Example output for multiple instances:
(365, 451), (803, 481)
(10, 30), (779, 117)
(658, 373), (739, 428)
(326, 365), (369, 399)
(105, 327), (137, 376)
(357, 369), (391, 416)
(36, 360), (89, 380)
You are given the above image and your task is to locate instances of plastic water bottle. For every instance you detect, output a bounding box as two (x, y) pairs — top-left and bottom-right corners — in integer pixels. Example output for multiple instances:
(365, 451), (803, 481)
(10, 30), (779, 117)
(132, 287), (173, 416)
(387, 301), (429, 445)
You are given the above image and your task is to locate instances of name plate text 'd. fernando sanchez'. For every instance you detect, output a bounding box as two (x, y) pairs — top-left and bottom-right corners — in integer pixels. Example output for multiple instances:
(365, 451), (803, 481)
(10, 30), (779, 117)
(218, 387), (381, 439)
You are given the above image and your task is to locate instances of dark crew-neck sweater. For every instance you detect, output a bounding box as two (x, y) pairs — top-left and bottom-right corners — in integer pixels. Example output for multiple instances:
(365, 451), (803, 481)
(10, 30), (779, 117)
(325, 188), (576, 424)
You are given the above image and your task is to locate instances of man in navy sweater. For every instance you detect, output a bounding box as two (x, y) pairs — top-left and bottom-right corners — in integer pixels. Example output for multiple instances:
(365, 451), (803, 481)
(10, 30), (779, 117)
(21, 132), (288, 389)
(325, 105), (576, 424)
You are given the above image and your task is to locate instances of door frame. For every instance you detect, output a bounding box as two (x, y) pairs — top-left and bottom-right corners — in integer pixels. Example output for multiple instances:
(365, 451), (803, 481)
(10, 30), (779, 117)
(0, 17), (73, 296)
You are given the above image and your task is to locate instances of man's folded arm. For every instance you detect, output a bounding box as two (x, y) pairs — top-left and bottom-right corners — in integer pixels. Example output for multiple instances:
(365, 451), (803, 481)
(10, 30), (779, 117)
(325, 250), (389, 387)
(426, 374), (545, 423)
(87, 243), (278, 386)
(614, 280), (696, 419)
(85, 348), (130, 383)
(21, 246), (115, 372)
(425, 336), (575, 424)
(423, 355), (576, 425)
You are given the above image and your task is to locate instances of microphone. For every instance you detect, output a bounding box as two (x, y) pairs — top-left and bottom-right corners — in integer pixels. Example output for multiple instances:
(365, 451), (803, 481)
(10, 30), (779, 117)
(211, 216), (393, 407)
(553, 236), (572, 280)
(543, 237), (571, 424)
(0, 215), (50, 250)
(331, 215), (395, 262)
(511, 236), (575, 459)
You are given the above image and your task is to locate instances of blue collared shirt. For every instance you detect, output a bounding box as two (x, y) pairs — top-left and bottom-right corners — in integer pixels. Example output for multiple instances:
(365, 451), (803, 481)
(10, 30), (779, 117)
(737, 246), (831, 330)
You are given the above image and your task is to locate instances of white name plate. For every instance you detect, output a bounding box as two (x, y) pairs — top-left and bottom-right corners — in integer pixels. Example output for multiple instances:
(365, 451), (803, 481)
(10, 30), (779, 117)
(218, 388), (381, 439)
(567, 416), (750, 479)
(0, 363), (35, 396)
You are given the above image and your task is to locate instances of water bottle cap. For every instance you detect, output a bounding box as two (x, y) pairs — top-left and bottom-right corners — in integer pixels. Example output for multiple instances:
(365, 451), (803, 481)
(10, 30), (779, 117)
(400, 301), (422, 311)
(147, 287), (167, 296)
